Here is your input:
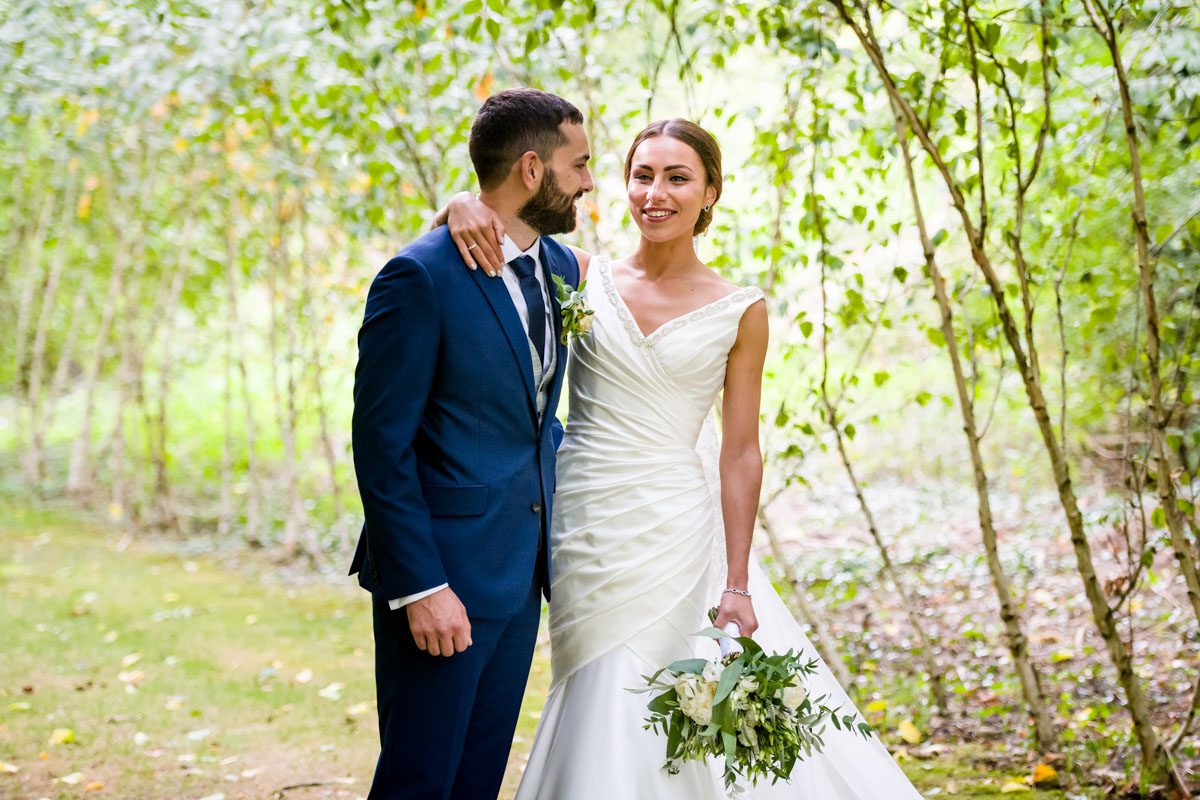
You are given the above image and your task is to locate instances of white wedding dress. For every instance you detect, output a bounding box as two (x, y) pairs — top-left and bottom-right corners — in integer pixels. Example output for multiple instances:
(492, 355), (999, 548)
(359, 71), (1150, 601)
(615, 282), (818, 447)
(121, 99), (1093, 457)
(515, 256), (924, 799)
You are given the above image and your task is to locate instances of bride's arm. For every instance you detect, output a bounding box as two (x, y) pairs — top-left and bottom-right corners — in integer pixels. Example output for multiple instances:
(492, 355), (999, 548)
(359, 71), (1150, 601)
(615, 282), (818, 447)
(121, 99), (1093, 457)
(714, 298), (769, 638)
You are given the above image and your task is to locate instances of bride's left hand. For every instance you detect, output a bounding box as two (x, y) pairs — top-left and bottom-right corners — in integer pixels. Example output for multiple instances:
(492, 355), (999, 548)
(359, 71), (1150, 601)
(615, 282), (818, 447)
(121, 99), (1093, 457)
(714, 592), (758, 638)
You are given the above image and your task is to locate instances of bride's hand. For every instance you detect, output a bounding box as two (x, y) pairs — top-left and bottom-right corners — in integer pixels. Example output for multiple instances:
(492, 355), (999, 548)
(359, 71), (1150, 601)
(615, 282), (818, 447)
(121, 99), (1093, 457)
(714, 591), (758, 638)
(447, 192), (505, 276)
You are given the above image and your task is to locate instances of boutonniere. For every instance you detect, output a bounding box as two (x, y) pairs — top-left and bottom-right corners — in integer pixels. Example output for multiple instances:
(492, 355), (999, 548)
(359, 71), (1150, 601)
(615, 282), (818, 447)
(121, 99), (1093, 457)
(551, 275), (595, 345)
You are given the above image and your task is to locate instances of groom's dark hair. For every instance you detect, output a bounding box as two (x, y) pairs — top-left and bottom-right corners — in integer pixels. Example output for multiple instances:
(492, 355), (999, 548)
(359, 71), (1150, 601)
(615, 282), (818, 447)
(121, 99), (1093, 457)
(469, 88), (584, 190)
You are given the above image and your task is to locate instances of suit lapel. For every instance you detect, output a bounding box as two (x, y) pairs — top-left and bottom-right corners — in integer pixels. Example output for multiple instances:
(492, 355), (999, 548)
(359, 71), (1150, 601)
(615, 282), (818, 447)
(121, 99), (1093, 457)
(468, 267), (537, 414)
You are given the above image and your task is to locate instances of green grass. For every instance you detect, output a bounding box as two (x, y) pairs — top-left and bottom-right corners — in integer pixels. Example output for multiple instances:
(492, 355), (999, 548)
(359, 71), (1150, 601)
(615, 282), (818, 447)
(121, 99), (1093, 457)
(0, 504), (1098, 799)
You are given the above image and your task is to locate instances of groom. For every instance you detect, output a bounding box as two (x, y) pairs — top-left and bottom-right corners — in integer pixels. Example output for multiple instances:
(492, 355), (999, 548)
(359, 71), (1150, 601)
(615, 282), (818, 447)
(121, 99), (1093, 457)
(350, 88), (592, 799)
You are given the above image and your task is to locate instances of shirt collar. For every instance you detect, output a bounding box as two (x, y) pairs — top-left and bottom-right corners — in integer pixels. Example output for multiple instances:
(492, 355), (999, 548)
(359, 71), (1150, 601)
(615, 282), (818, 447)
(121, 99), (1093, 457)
(501, 234), (542, 266)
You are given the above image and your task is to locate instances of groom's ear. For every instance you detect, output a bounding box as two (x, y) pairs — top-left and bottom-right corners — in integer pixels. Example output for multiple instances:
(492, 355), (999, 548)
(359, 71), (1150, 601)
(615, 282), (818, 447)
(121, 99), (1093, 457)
(517, 151), (543, 191)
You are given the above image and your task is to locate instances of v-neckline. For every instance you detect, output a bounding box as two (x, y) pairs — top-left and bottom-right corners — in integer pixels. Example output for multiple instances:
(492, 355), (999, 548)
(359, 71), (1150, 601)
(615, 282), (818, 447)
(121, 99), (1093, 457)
(599, 256), (760, 345)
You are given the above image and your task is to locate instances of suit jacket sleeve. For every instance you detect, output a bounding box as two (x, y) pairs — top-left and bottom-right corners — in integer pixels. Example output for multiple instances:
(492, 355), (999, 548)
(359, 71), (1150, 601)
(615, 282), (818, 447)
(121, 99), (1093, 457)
(352, 255), (447, 599)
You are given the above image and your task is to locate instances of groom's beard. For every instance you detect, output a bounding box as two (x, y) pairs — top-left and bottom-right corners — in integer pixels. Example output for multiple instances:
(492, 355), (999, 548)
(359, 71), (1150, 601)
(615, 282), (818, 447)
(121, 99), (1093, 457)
(517, 166), (580, 235)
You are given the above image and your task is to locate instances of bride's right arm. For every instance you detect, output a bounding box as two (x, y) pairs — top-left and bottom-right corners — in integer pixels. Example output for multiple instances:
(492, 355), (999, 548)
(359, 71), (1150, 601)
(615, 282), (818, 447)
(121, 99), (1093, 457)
(435, 192), (507, 276)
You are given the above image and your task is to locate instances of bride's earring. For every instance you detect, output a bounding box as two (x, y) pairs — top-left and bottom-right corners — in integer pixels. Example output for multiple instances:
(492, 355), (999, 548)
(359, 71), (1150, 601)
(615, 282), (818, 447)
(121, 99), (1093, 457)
(703, 204), (711, 212)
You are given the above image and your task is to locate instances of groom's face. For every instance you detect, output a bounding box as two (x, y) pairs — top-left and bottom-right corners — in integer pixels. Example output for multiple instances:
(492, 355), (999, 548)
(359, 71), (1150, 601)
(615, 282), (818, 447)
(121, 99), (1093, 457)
(517, 123), (593, 235)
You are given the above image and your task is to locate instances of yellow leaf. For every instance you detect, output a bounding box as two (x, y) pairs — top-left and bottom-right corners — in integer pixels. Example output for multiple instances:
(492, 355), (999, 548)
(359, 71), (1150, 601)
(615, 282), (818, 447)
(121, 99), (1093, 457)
(473, 71), (494, 102)
(77, 193), (92, 220)
(897, 720), (922, 745)
(1001, 780), (1030, 792)
(84, 780), (105, 791)
(49, 728), (75, 745)
(1050, 649), (1074, 663)
(866, 700), (888, 713)
(0, 761), (18, 774)
(1032, 763), (1058, 783)
(172, 137), (188, 153)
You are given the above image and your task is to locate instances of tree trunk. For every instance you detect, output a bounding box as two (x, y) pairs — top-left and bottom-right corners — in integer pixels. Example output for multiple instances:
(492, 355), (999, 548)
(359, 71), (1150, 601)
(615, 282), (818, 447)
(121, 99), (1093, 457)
(225, 198), (262, 545)
(23, 174), (78, 484)
(67, 231), (131, 493)
(831, 0), (1168, 779)
(758, 503), (856, 690)
(268, 194), (307, 559)
(1082, 14), (1200, 759)
(808, 93), (951, 713)
(891, 94), (1058, 751)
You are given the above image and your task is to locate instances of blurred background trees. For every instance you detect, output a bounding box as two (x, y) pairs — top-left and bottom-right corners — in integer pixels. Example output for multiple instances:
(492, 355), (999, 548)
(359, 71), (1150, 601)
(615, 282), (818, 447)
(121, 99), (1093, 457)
(2, 0), (1197, 789)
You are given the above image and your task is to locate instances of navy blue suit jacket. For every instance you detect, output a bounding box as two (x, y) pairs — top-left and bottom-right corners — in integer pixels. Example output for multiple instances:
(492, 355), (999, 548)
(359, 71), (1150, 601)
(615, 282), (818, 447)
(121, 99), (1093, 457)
(349, 226), (578, 621)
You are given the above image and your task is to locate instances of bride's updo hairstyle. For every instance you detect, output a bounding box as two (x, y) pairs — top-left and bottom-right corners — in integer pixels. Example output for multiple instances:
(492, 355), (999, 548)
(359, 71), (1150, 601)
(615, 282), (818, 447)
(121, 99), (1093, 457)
(623, 119), (722, 235)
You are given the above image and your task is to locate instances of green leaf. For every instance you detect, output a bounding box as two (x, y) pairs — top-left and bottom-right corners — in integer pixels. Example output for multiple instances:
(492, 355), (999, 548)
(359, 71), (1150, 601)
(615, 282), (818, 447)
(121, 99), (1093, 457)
(713, 659), (745, 706)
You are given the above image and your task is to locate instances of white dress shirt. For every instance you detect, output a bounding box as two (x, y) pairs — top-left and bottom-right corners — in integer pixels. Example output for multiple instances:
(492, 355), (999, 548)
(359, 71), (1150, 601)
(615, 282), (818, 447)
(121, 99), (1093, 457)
(389, 235), (552, 611)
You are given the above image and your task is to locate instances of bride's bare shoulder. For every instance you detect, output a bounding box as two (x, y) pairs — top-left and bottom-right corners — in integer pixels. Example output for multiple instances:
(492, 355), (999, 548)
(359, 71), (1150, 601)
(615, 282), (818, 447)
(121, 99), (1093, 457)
(566, 245), (592, 280)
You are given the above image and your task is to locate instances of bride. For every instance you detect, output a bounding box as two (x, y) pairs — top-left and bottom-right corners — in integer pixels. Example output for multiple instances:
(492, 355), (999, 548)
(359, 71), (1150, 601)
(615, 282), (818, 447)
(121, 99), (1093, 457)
(447, 118), (923, 799)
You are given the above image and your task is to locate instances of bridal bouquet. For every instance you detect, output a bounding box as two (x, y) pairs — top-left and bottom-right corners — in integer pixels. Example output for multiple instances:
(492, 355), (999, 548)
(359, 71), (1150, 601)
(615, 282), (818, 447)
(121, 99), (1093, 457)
(636, 614), (872, 791)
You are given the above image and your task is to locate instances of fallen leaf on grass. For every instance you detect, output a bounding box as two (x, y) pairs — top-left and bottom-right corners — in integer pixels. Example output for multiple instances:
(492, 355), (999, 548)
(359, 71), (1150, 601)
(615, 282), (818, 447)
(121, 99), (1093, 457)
(294, 669), (313, 684)
(896, 720), (922, 744)
(1001, 779), (1030, 792)
(133, 732), (150, 746)
(0, 762), (18, 774)
(244, 614), (258, 626)
(57, 772), (85, 785)
(118, 670), (145, 686)
(865, 700), (887, 713)
(83, 780), (104, 792)
(49, 728), (76, 745)
(1032, 763), (1058, 783)
(318, 682), (344, 701)
(346, 702), (371, 716)
(121, 653), (141, 668)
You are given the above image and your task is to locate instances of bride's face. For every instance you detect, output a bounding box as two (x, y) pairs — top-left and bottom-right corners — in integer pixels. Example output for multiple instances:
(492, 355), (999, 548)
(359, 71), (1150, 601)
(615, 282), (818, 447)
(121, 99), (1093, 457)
(626, 136), (717, 242)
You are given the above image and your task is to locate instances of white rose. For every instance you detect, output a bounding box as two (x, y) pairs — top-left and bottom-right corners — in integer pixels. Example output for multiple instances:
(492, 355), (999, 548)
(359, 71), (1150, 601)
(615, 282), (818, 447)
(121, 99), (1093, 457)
(576, 312), (595, 334)
(737, 676), (759, 694)
(781, 682), (808, 712)
(702, 660), (724, 683)
(675, 675), (715, 726)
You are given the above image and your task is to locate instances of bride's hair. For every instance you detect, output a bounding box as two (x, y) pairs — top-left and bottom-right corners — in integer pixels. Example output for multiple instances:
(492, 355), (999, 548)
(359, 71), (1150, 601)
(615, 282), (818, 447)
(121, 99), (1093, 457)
(623, 119), (722, 235)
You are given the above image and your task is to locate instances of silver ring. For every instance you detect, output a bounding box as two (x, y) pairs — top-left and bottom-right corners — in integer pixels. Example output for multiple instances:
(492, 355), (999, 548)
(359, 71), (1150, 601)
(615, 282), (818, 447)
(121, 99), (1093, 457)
(467, 243), (479, 251)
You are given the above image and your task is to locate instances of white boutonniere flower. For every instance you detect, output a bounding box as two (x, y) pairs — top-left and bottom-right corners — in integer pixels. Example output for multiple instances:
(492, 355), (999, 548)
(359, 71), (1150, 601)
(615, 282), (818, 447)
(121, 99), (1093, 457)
(551, 274), (594, 345)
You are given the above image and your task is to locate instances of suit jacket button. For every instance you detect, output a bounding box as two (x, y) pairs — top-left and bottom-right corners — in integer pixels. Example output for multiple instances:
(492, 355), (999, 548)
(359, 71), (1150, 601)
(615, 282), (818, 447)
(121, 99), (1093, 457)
(531, 502), (543, 513)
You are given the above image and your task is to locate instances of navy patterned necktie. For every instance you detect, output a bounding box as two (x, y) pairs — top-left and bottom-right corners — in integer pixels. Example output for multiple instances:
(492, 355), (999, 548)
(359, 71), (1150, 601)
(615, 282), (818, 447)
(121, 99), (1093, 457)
(510, 254), (546, 365)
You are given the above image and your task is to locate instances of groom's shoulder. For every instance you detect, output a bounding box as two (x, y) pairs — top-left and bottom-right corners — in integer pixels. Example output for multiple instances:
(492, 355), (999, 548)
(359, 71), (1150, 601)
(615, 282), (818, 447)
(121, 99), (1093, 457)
(394, 226), (459, 275)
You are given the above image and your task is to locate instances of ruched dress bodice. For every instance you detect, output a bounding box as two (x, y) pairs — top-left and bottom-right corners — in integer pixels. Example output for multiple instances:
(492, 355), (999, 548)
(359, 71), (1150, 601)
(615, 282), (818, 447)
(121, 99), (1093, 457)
(548, 256), (764, 686)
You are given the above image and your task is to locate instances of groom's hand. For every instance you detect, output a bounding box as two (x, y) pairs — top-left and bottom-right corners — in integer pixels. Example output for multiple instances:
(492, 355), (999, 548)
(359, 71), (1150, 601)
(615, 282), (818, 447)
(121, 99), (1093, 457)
(407, 587), (473, 657)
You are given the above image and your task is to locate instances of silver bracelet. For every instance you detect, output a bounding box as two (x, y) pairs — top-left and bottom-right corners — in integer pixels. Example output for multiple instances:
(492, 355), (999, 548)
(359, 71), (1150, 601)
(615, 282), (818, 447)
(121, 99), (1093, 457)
(723, 587), (752, 599)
